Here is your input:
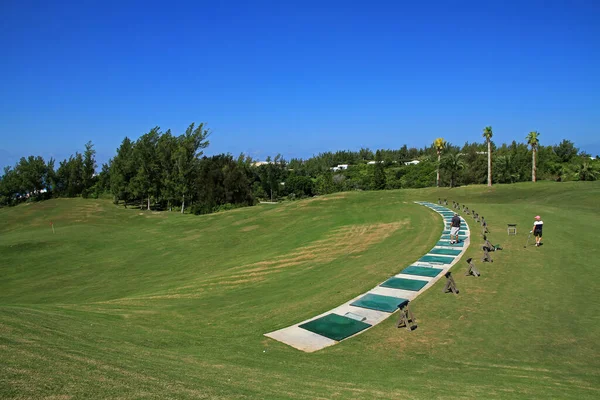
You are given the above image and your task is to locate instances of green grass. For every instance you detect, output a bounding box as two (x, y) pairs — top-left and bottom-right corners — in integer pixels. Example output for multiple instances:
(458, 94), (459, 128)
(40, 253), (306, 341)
(1, 182), (599, 399)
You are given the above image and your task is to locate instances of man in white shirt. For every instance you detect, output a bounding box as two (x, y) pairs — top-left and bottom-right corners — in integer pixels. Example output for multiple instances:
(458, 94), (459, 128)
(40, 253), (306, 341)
(531, 216), (543, 247)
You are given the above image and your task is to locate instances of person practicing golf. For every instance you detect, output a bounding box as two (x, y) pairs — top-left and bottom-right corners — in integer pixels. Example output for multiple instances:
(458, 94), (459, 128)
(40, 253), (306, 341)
(531, 215), (544, 247)
(450, 213), (461, 244)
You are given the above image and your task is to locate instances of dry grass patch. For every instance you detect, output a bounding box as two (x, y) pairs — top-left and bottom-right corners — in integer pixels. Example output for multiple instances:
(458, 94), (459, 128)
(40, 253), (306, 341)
(138, 220), (409, 298)
(230, 220), (408, 278)
(232, 217), (257, 226)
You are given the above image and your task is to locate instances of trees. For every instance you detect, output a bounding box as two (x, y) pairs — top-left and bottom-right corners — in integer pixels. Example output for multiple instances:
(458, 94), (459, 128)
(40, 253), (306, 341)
(553, 139), (578, 163)
(17, 156), (47, 197)
(285, 174), (314, 198)
(131, 128), (160, 210)
(483, 126), (493, 187)
(578, 161), (598, 181)
(192, 155), (254, 214)
(372, 150), (386, 190)
(157, 131), (178, 210)
(434, 138), (446, 187)
(495, 155), (518, 184)
(82, 141), (97, 198)
(526, 131), (540, 182)
(0, 166), (20, 205)
(4, 122), (599, 213)
(440, 152), (465, 188)
(175, 123), (210, 213)
(110, 137), (136, 206)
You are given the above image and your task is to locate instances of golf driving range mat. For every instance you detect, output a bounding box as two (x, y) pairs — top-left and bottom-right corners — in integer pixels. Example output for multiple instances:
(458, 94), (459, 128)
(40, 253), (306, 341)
(419, 255), (455, 264)
(442, 230), (465, 235)
(298, 313), (371, 341)
(437, 240), (464, 247)
(380, 277), (428, 291)
(401, 265), (443, 277)
(264, 201), (471, 352)
(350, 293), (408, 313)
(429, 248), (462, 256)
(441, 234), (467, 240)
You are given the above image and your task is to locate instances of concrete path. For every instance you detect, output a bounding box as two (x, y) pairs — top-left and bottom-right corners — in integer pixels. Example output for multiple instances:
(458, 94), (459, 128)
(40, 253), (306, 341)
(264, 201), (470, 352)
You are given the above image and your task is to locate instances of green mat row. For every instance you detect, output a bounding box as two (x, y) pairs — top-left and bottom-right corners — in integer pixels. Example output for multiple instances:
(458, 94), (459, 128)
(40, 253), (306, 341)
(436, 240), (464, 247)
(441, 234), (467, 240)
(429, 248), (462, 256)
(299, 313), (371, 341)
(419, 255), (454, 264)
(401, 265), (443, 277)
(442, 230), (466, 235)
(380, 277), (428, 291)
(350, 293), (408, 313)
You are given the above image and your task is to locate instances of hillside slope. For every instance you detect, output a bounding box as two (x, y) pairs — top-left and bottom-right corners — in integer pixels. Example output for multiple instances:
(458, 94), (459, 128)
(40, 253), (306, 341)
(1, 182), (599, 399)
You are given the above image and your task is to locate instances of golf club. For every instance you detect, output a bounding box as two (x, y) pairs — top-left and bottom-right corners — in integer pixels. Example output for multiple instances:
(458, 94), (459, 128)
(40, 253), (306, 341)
(524, 231), (532, 248)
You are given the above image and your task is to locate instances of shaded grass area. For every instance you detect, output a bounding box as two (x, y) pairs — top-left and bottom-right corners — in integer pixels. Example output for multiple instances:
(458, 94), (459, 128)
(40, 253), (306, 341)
(1, 182), (600, 399)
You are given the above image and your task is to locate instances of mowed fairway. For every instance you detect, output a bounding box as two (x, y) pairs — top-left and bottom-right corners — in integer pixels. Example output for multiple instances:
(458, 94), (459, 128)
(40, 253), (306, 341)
(1, 182), (599, 399)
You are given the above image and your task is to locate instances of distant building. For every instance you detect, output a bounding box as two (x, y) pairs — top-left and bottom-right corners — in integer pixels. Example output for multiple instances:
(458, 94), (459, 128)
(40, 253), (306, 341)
(252, 161), (272, 167)
(331, 164), (349, 171)
(404, 160), (420, 165)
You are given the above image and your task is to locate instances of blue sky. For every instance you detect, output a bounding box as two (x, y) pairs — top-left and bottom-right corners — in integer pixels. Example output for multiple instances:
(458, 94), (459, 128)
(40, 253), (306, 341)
(1, 0), (599, 169)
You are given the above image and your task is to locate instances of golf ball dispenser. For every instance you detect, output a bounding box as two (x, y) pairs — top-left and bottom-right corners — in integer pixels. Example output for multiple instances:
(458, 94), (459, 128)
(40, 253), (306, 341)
(442, 271), (459, 294)
(396, 301), (417, 331)
(482, 245), (493, 263)
(465, 257), (480, 277)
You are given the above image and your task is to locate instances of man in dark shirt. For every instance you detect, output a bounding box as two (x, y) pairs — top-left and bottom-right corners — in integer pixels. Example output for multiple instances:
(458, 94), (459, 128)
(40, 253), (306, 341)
(450, 213), (461, 244)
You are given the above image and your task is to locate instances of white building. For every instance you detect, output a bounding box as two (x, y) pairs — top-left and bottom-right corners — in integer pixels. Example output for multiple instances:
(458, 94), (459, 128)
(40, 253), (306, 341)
(331, 164), (349, 171)
(252, 161), (272, 167)
(404, 160), (420, 165)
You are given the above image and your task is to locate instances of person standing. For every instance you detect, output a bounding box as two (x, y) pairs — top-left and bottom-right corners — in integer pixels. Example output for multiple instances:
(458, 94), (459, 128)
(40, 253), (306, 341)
(531, 215), (544, 246)
(450, 213), (461, 244)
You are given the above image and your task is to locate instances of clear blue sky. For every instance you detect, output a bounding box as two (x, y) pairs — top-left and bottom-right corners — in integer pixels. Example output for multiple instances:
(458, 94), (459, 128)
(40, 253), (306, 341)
(1, 0), (599, 169)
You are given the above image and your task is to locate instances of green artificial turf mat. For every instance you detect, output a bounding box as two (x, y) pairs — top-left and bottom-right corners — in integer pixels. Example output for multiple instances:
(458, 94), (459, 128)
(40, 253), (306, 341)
(350, 293), (408, 313)
(299, 313), (371, 341)
(436, 240), (464, 247)
(401, 265), (443, 277)
(442, 230), (465, 235)
(429, 248), (462, 256)
(441, 234), (467, 240)
(380, 277), (428, 291)
(419, 255), (455, 264)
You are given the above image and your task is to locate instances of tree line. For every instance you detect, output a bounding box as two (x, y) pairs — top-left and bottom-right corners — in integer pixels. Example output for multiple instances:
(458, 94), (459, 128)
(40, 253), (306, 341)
(1, 123), (598, 213)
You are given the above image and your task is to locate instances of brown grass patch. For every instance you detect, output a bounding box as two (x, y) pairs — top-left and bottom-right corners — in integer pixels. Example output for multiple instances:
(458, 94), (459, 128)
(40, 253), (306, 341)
(240, 225), (259, 232)
(232, 217), (257, 226)
(296, 194), (348, 207)
(230, 221), (407, 277)
(181, 232), (204, 241)
(131, 220), (408, 299)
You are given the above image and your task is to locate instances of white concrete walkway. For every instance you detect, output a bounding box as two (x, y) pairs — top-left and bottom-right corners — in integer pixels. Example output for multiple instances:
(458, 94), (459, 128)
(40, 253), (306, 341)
(264, 201), (470, 352)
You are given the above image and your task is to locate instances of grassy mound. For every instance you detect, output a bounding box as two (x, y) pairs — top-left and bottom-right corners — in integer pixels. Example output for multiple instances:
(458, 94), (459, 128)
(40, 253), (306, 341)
(1, 182), (599, 399)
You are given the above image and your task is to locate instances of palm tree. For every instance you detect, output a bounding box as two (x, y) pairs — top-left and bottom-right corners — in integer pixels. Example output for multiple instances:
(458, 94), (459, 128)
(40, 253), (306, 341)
(434, 138), (446, 187)
(578, 161), (598, 181)
(440, 152), (465, 188)
(483, 126), (493, 187)
(526, 131), (540, 182)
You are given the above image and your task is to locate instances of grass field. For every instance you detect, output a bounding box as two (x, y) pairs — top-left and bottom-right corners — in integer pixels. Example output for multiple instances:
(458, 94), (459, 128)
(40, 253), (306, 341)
(1, 182), (599, 399)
